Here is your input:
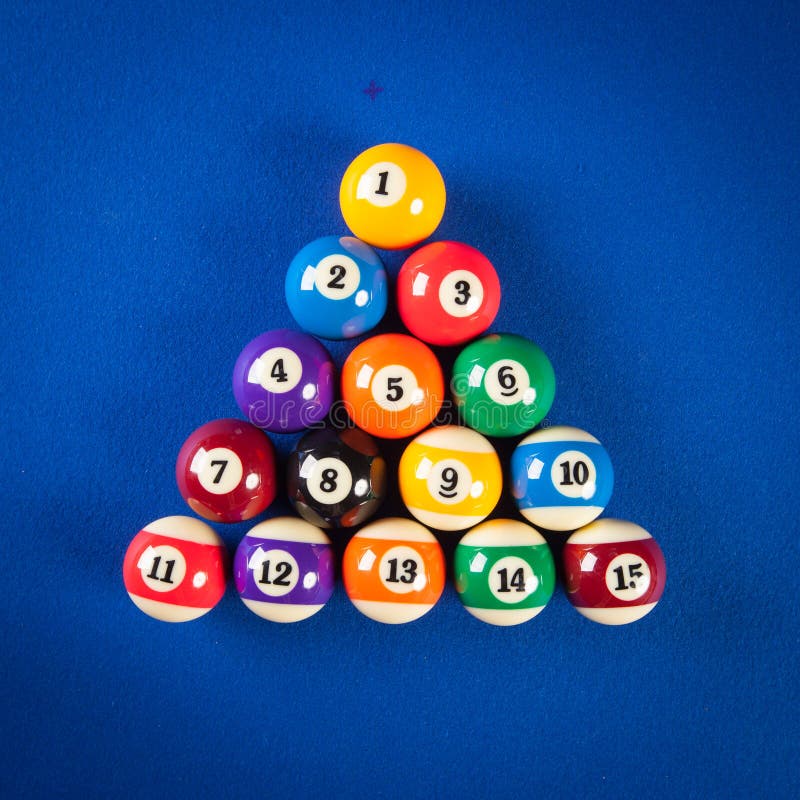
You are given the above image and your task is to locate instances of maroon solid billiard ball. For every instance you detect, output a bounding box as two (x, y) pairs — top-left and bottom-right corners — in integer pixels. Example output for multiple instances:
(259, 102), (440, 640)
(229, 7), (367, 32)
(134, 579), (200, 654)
(396, 241), (501, 346)
(176, 418), (277, 523)
(562, 519), (666, 625)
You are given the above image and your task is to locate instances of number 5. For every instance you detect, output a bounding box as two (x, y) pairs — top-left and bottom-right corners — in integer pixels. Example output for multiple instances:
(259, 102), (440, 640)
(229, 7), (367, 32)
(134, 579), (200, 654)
(386, 377), (403, 402)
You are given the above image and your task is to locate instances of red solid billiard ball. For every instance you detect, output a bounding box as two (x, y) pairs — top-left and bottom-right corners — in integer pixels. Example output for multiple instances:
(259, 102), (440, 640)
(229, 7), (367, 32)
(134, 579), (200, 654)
(562, 519), (666, 625)
(396, 241), (501, 346)
(176, 418), (277, 523)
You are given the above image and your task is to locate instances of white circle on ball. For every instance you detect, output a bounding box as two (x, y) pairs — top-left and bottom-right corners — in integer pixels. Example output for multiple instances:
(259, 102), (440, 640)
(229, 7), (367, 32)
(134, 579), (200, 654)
(313, 254), (361, 300)
(193, 446), (244, 495)
(305, 456), (353, 506)
(605, 553), (651, 602)
(438, 270), (484, 318)
(488, 556), (538, 604)
(550, 450), (597, 500)
(249, 547), (300, 597)
(137, 545), (187, 593)
(251, 347), (303, 394)
(484, 359), (530, 406)
(426, 458), (472, 506)
(379, 545), (426, 595)
(370, 364), (420, 412)
(356, 161), (406, 207)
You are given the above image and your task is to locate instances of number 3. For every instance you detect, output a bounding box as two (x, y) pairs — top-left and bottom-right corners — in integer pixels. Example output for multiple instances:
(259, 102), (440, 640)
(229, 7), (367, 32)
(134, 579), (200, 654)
(454, 280), (471, 306)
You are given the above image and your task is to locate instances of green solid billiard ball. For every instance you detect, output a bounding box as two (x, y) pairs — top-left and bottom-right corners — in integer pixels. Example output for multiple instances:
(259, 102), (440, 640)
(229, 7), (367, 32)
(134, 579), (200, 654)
(451, 333), (555, 437)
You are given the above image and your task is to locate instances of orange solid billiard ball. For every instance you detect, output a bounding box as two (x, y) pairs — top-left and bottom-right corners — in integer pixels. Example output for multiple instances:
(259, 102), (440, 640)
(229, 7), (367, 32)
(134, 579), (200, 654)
(340, 333), (445, 439)
(339, 143), (446, 250)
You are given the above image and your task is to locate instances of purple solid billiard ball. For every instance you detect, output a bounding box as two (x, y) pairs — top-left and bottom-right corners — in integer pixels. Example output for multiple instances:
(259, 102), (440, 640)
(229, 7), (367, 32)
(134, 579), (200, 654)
(232, 329), (335, 433)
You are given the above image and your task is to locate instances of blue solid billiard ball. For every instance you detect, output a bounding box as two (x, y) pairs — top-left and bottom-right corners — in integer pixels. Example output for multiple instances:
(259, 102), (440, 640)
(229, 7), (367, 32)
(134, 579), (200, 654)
(285, 235), (388, 339)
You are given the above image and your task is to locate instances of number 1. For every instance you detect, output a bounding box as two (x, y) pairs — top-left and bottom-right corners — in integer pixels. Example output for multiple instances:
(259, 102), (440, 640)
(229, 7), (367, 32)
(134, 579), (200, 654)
(375, 171), (389, 195)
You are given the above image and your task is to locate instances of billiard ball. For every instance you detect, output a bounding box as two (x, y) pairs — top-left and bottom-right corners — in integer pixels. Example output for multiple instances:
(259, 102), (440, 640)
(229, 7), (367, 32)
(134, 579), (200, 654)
(122, 516), (228, 622)
(451, 333), (555, 437)
(562, 519), (666, 625)
(454, 519), (556, 626)
(342, 517), (445, 624)
(341, 333), (445, 439)
(339, 143), (446, 250)
(287, 426), (387, 528)
(233, 517), (335, 623)
(175, 418), (277, 523)
(232, 329), (335, 433)
(511, 425), (613, 531)
(398, 425), (502, 531)
(285, 235), (388, 339)
(396, 241), (501, 346)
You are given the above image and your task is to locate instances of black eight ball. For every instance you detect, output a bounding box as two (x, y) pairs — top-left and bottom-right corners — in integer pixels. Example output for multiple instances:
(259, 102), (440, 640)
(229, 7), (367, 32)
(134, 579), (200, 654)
(287, 427), (387, 528)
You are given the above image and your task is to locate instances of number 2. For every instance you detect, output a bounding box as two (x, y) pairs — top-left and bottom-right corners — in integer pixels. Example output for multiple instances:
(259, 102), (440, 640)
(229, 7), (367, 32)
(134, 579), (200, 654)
(326, 264), (347, 290)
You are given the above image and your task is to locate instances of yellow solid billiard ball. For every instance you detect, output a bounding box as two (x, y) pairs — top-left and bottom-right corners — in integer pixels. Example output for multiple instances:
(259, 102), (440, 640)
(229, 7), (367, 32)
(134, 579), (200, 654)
(339, 143), (446, 250)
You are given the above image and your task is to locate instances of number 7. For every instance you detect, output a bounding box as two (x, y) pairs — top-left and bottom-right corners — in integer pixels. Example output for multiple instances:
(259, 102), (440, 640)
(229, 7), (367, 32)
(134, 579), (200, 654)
(210, 460), (228, 484)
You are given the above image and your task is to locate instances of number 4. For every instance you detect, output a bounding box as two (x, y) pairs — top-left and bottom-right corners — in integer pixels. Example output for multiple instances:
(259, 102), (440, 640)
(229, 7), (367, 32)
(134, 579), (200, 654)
(271, 359), (288, 382)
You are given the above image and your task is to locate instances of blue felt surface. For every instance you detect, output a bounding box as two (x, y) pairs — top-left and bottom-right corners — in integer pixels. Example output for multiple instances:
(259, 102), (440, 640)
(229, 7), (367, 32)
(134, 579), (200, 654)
(2, 1), (799, 798)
